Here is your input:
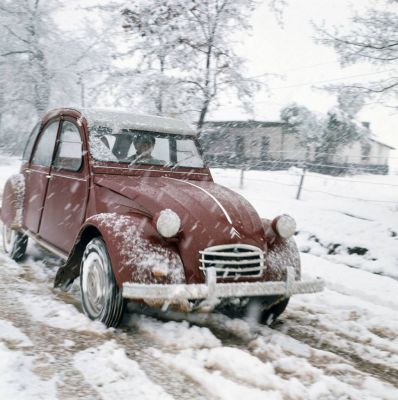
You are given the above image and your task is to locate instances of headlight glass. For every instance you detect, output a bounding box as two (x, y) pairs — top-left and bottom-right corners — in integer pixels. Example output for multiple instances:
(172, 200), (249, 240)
(156, 209), (181, 238)
(274, 214), (296, 239)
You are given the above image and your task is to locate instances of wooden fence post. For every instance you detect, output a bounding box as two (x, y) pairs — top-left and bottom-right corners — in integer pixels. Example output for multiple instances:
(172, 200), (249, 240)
(239, 168), (245, 189)
(296, 167), (306, 200)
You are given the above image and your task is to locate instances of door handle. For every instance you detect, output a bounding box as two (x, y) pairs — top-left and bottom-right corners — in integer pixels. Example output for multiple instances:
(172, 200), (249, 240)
(46, 175), (52, 179)
(25, 169), (32, 174)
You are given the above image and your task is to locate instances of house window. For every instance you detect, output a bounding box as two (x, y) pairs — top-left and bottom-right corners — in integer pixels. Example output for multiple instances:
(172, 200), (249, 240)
(261, 137), (270, 160)
(361, 141), (371, 163)
(235, 136), (245, 162)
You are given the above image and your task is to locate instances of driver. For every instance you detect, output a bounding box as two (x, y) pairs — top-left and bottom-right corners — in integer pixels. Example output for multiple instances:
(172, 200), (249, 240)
(128, 134), (165, 165)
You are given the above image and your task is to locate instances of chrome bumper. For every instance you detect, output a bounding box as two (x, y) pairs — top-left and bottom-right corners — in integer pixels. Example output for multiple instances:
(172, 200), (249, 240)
(122, 267), (325, 304)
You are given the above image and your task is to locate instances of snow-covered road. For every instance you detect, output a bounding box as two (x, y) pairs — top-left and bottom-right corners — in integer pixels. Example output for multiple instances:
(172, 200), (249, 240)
(0, 160), (397, 399)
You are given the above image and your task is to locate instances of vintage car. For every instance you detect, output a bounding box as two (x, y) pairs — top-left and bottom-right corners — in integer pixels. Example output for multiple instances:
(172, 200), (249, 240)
(1, 108), (324, 327)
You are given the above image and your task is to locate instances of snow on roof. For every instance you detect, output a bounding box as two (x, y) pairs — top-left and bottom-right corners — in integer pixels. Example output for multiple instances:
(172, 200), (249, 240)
(369, 135), (395, 150)
(78, 108), (196, 136)
(204, 120), (285, 128)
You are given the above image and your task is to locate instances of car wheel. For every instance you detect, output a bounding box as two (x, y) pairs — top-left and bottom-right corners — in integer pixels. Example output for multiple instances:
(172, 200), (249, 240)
(2, 224), (28, 261)
(218, 296), (289, 325)
(255, 297), (289, 325)
(80, 237), (124, 327)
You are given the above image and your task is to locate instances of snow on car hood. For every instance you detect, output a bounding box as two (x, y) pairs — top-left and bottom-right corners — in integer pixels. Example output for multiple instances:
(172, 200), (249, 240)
(94, 175), (267, 249)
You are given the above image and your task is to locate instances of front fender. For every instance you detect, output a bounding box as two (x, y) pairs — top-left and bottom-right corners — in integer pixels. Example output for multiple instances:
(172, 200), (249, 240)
(262, 218), (301, 281)
(1, 174), (25, 229)
(55, 213), (186, 290)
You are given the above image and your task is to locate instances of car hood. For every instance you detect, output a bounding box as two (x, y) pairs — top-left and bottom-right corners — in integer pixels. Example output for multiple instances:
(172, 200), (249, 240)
(94, 175), (268, 281)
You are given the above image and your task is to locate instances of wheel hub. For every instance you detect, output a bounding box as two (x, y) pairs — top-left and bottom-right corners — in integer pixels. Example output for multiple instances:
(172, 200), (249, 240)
(82, 252), (107, 318)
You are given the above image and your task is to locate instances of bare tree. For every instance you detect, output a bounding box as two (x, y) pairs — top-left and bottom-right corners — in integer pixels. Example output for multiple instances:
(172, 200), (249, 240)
(281, 96), (368, 163)
(280, 103), (324, 160)
(0, 0), (122, 151)
(316, 1), (398, 105)
(0, 0), (57, 115)
(122, 0), (260, 129)
(320, 107), (367, 163)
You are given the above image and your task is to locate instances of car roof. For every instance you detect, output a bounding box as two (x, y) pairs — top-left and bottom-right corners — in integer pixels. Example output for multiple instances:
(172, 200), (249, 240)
(77, 108), (197, 137)
(42, 107), (197, 136)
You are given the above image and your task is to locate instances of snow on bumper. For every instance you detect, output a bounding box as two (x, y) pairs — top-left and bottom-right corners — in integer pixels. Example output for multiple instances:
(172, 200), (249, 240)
(122, 267), (325, 303)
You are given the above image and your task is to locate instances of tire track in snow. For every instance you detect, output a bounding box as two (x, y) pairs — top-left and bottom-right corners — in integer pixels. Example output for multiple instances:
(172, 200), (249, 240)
(278, 321), (398, 387)
(0, 251), (208, 400)
(276, 304), (398, 387)
(0, 257), (103, 399)
(125, 301), (398, 398)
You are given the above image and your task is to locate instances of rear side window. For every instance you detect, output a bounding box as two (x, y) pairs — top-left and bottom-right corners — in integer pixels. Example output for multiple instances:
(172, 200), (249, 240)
(23, 123), (41, 162)
(53, 121), (83, 171)
(31, 121), (59, 167)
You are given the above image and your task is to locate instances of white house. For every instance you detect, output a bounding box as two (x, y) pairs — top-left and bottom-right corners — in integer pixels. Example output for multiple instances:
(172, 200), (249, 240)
(201, 121), (394, 174)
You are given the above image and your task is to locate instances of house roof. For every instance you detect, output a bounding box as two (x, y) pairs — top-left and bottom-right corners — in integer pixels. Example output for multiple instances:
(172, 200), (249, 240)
(204, 120), (285, 129)
(369, 136), (395, 150)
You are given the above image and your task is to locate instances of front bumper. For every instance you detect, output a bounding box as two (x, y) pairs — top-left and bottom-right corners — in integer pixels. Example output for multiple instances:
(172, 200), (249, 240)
(122, 267), (325, 308)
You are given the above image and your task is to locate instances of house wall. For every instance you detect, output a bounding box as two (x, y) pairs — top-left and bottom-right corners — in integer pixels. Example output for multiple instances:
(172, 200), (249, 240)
(216, 126), (283, 160)
(203, 126), (308, 162)
(334, 142), (363, 164)
(368, 141), (390, 165)
(334, 140), (391, 165)
(279, 133), (307, 161)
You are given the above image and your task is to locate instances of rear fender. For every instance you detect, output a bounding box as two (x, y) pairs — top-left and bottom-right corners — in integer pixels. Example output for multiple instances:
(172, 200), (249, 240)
(54, 213), (186, 290)
(1, 174), (25, 229)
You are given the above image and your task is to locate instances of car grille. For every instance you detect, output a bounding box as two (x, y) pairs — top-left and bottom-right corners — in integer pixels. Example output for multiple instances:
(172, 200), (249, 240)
(199, 244), (265, 280)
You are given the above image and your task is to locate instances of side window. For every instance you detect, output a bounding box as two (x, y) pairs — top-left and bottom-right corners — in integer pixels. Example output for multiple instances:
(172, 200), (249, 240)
(175, 139), (203, 167)
(53, 121), (83, 172)
(23, 123), (41, 162)
(31, 121), (59, 167)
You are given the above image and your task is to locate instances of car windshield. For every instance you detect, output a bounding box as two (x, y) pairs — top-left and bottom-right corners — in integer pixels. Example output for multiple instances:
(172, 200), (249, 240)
(89, 126), (205, 168)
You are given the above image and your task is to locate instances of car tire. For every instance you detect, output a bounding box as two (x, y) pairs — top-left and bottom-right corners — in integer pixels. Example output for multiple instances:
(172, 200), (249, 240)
(253, 297), (289, 325)
(2, 224), (28, 261)
(80, 237), (124, 327)
(218, 296), (289, 325)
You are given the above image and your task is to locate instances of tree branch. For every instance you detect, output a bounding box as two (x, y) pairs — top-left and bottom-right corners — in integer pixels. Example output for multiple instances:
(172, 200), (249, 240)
(1, 50), (32, 57)
(345, 81), (398, 93)
(3, 25), (30, 45)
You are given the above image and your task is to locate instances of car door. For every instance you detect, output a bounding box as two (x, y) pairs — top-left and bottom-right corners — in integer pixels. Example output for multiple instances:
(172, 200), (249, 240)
(23, 119), (60, 234)
(39, 118), (89, 253)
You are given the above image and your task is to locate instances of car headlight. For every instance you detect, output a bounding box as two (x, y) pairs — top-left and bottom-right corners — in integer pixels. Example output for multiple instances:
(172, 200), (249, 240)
(156, 209), (181, 238)
(272, 214), (296, 239)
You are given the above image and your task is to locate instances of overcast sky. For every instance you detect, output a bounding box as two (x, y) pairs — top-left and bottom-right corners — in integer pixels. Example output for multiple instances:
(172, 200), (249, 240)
(211, 0), (398, 164)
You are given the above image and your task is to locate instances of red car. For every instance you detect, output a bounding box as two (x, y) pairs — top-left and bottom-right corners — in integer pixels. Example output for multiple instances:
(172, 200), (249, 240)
(1, 108), (324, 327)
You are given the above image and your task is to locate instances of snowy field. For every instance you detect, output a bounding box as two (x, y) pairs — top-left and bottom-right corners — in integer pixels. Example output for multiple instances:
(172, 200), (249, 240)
(0, 158), (397, 399)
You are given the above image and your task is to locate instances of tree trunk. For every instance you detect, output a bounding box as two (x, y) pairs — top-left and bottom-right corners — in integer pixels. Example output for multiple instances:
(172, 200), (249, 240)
(30, 0), (50, 115)
(197, 99), (210, 131)
(196, 24), (215, 131)
(155, 55), (165, 115)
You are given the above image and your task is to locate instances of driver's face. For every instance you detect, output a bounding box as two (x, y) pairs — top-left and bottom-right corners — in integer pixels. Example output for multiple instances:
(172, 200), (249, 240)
(134, 141), (154, 155)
